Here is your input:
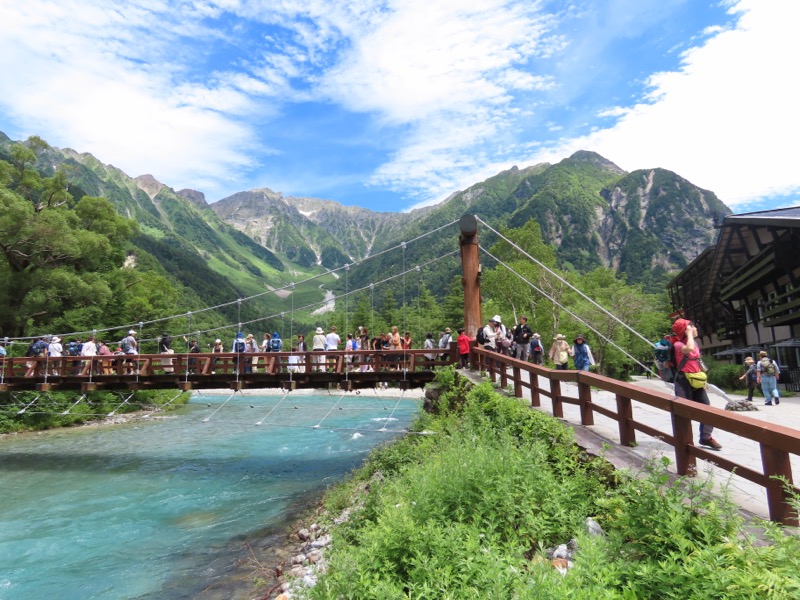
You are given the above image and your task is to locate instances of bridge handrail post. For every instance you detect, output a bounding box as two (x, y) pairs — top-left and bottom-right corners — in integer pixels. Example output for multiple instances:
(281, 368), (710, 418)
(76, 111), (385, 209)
(529, 367), (540, 407)
(551, 378), (564, 418)
(615, 393), (636, 447)
(760, 443), (798, 525)
(577, 375), (594, 426)
(512, 364), (522, 398)
(499, 356), (508, 388)
(670, 405), (697, 476)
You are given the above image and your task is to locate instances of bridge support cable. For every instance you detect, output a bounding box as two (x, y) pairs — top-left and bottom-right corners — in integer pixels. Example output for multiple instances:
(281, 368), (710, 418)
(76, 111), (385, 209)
(313, 393), (347, 429)
(255, 390), (291, 426)
(480, 246), (655, 374)
(107, 392), (135, 417)
(61, 393), (87, 415)
(201, 390), (241, 423)
(140, 391), (186, 418)
(16, 394), (41, 415)
(378, 392), (406, 432)
(476, 217), (655, 348)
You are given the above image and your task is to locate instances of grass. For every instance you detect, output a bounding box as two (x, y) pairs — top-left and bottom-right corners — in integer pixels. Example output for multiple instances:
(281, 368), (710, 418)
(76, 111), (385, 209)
(302, 368), (800, 599)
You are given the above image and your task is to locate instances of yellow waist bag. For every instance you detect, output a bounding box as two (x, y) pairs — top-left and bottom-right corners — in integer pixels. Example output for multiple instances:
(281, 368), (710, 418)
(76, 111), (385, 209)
(684, 371), (707, 389)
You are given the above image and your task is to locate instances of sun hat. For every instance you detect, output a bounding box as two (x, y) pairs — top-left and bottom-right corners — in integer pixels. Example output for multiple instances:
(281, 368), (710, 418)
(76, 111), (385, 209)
(744, 356), (754, 364)
(316, 327), (324, 334)
(444, 327), (452, 333)
(533, 333), (540, 339)
(492, 315), (502, 324)
(214, 339), (221, 344)
(51, 336), (61, 343)
(128, 329), (136, 335)
(554, 334), (565, 341)
(759, 350), (768, 357)
(671, 318), (691, 339)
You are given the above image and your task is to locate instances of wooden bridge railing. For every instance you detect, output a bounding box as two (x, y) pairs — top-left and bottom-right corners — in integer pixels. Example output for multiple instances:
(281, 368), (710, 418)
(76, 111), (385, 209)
(0, 346), (459, 392)
(473, 346), (800, 525)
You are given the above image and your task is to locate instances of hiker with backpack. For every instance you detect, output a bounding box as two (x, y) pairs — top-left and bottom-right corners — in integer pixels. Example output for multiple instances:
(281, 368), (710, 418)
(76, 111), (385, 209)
(25, 337), (48, 377)
(232, 332), (246, 374)
(571, 334), (595, 372)
(671, 318), (722, 450)
(756, 350), (781, 405)
(268, 332), (283, 353)
(529, 333), (544, 365)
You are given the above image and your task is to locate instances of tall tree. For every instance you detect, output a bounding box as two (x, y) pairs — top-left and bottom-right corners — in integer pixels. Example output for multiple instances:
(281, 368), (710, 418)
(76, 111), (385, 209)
(0, 138), (138, 338)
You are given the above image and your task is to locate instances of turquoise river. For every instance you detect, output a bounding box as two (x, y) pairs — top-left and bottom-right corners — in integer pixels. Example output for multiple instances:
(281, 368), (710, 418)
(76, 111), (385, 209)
(0, 391), (421, 599)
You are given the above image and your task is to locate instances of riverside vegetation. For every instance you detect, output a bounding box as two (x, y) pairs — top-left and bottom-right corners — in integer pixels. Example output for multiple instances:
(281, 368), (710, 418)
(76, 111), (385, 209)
(288, 368), (800, 599)
(0, 389), (189, 433)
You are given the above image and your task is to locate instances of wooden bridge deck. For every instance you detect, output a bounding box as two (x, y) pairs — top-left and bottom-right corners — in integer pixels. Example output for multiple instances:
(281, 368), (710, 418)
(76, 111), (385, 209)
(0, 349), (453, 392)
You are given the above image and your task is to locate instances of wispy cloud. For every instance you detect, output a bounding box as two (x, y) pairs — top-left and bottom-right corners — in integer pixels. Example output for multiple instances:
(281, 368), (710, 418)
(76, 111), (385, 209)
(0, 0), (796, 211)
(531, 0), (800, 207)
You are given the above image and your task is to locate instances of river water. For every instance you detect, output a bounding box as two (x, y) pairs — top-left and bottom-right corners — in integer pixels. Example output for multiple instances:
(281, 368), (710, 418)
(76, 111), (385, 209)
(0, 391), (420, 600)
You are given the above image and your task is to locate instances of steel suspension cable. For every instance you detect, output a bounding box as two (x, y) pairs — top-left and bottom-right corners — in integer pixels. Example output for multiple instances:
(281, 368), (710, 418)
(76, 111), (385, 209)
(476, 217), (655, 347)
(10, 219), (462, 344)
(480, 246), (655, 374)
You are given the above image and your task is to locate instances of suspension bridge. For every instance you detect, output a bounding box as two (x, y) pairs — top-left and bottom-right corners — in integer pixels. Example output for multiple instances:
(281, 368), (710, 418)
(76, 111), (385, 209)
(4, 214), (800, 525)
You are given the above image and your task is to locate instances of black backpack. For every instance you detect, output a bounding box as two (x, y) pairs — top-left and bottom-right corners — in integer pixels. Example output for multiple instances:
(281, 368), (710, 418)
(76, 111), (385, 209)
(476, 327), (487, 345)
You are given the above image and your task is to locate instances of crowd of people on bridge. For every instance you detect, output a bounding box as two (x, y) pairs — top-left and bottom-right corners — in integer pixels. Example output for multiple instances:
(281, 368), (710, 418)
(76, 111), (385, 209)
(2, 314), (601, 376)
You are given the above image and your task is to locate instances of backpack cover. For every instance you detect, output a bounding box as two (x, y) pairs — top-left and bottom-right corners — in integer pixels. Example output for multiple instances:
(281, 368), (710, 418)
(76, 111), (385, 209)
(653, 336), (677, 381)
(270, 337), (282, 351)
(760, 357), (776, 376)
(234, 339), (246, 353)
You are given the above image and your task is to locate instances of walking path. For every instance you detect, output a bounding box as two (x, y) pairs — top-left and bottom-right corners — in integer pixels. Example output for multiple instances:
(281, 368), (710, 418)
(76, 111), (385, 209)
(525, 374), (799, 521)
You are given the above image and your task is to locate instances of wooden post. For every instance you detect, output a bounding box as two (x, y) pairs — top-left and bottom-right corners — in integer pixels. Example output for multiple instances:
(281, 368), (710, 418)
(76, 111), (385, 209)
(529, 370), (540, 407)
(671, 409), (696, 476)
(551, 379), (564, 418)
(459, 215), (482, 339)
(761, 444), (798, 525)
(577, 378), (594, 426)
(616, 393), (636, 447)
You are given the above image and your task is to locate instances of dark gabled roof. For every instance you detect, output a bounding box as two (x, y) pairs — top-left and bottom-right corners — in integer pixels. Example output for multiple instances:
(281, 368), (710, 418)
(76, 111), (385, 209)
(724, 205), (800, 228)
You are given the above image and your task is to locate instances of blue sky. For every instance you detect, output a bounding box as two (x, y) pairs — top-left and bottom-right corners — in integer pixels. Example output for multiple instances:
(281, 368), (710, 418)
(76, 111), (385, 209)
(1, 1), (798, 213)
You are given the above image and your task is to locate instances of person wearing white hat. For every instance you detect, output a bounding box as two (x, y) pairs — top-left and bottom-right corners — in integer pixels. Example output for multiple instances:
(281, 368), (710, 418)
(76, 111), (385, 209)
(548, 334), (571, 370)
(312, 327), (327, 372)
(529, 333), (544, 365)
(120, 330), (138, 374)
(48, 336), (63, 375)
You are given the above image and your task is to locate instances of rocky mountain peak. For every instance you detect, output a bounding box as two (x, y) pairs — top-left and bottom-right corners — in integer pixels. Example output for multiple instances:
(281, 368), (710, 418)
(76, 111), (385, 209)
(566, 150), (626, 175)
(176, 188), (207, 207)
(134, 174), (167, 200)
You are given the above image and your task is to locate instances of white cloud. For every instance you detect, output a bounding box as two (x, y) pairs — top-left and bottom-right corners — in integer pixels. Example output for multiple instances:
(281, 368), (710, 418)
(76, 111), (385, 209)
(525, 0), (800, 207)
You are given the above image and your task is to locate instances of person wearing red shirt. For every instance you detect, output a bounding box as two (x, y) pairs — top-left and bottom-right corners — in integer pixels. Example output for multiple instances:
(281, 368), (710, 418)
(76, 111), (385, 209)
(672, 318), (721, 450)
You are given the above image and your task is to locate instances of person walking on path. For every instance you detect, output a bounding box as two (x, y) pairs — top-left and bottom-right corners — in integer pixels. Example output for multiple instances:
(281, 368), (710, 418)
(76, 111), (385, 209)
(512, 317), (532, 361)
(756, 350), (781, 405)
(671, 318), (722, 450)
(738, 356), (758, 402)
(548, 334), (571, 370)
(571, 334), (595, 372)
(529, 333), (544, 365)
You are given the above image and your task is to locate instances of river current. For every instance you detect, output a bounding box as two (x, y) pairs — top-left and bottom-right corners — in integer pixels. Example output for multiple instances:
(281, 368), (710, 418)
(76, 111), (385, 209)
(0, 391), (420, 599)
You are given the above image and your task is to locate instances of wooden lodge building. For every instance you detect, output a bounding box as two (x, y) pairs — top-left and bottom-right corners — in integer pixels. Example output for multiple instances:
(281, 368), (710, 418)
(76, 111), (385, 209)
(667, 206), (800, 390)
